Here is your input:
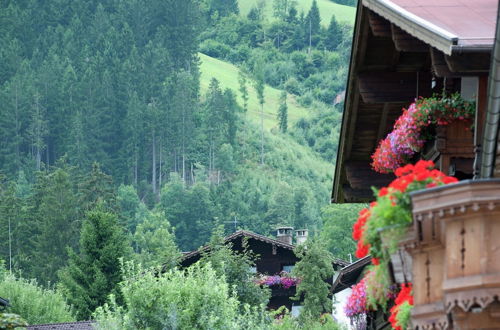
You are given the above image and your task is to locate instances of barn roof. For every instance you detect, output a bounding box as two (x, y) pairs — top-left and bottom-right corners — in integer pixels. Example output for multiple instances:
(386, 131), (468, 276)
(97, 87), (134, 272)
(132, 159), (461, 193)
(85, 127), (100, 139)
(27, 321), (95, 330)
(180, 230), (349, 268)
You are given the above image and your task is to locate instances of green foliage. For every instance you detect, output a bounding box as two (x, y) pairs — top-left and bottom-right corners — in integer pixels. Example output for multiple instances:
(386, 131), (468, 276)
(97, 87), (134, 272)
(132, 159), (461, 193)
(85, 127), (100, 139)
(198, 226), (270, 308)
(278, 91), (288, 133)
(364, 193), (412, 260)
(238, 0), (356, 25)
(132, 210), (180, 269)
(365, 263), (392, 311)
(395, 301), (412, 328)
(273, 312), (344, 329)
(59, 208), (127, 320)
(325, 15), (342, 51)
(209, 0), (240, 18)
(0, 313), (27, 329)
(320, 203), (366, 260)
(292, 239), (334, 320)
(159, 174), (216, 251)
(305, 0), (321, 47)
(94, 262), (269, 329)
(117, 185), (141, 233)
(0, 268), (74, 325)
(31, 166), (79, 284)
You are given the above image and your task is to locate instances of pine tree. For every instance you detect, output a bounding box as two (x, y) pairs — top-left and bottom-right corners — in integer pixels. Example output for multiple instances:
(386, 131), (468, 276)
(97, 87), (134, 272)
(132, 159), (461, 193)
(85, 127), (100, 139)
(305, 0), (321, 49)
(78, 163), (117, 213)
(209, 0), (239, 18)
(59, 207), (127, 320)
(278, 90), (288, 133)
(204, 78), (225, 173)
(31, 167), (79, 284)
(253, 61), (265, 165)
(238, 70), (249, 112)
(272, 0), (297, 20)
(325, 15), (342, 51)
(292, 238), (334, 320)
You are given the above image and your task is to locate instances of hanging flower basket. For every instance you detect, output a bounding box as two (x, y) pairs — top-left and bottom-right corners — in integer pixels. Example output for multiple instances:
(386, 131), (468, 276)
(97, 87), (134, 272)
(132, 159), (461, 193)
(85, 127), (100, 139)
(347, 160), (458, 329)
(371, 94), (475, 173)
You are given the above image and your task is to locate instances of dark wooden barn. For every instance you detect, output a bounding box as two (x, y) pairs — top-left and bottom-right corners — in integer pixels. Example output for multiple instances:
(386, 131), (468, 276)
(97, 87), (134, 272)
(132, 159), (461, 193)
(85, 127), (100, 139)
(181, 229), (348, 311)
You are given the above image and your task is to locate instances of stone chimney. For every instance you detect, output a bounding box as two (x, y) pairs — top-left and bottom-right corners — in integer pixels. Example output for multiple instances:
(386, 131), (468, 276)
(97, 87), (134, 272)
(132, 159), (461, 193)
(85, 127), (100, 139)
(295, 229), (308, 245)
(276, 226), (294, 245)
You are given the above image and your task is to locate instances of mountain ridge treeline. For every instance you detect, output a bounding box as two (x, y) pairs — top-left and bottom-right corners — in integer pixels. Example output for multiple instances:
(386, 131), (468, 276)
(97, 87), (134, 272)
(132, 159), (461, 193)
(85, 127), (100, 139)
(0, 0), (361, 288)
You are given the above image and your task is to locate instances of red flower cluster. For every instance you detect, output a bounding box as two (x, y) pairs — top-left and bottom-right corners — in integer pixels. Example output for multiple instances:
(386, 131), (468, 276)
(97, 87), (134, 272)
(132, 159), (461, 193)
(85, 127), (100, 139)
(389, 160), (458, 193)
(351, 160), (457, 259)
(353, 207), (371, 258)
(372, 96), (474, 173)
(389, 283), (413, 330)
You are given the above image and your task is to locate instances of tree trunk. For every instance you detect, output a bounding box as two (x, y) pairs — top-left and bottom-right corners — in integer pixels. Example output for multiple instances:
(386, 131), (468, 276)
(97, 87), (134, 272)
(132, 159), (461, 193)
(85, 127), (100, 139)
(159, 140), (162, 191)
(152, 130), (156, 195)
(134, 153), (138, 187)
(260, 103), (264, 165)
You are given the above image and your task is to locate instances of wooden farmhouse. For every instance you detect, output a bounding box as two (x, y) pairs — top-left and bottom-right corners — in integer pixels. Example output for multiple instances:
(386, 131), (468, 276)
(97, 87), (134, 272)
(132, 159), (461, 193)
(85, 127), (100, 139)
(333, 0), (500, 328)
(180, 228), (348, 312)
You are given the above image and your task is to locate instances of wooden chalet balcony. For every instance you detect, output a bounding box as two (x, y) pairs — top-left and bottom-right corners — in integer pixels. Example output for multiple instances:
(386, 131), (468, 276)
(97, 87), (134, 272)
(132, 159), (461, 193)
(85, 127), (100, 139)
(400, 179), (500, 329)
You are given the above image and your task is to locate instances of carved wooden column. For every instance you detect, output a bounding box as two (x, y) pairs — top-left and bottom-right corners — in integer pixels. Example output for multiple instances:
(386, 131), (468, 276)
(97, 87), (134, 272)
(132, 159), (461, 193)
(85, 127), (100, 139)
(411, 179), (500, 329)
(407, 200), (448, 329)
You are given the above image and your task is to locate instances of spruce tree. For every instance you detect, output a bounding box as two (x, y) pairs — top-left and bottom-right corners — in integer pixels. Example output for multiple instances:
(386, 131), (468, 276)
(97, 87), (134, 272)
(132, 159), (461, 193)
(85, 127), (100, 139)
(31, 167), (79, 284)
(325, 15), (342, 51)
(305, 0), (321, 48)
(59, 207), (127, 320)
(210, 0), (239, 18)
(238, 70), (249, 113)
(78, 163), (117, 213)
(253, 61), (265, 165)
(278, 90), (288, 133)
(292, 238), (334, 320)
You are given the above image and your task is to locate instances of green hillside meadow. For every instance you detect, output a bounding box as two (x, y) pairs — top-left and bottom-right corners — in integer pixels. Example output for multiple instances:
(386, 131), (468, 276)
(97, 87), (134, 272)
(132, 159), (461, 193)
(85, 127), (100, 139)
(238, 0), (356, 25)
(199, 53), (309, 130)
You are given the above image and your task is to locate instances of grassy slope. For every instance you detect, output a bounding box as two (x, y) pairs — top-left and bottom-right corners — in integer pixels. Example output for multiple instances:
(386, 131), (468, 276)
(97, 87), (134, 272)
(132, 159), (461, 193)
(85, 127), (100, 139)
(238, 0), (356, 25)
(199, 52), (333, 187)
(199, 53), (308, 130)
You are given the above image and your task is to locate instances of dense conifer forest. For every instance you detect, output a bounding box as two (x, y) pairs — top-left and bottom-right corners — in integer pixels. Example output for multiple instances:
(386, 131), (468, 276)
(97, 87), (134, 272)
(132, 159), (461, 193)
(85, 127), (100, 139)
(0, 0), (363, 326)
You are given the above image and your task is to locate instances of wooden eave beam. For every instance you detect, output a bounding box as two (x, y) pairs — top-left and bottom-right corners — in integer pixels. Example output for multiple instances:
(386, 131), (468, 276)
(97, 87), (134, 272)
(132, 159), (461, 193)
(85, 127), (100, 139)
(391, 24), (429, 53)
(432, 47), (491, 77)
(367, 10), (391, 38)
(445, 52), (491, 73)
(358, 71), (431, 103)
(376, 103), (390, 143)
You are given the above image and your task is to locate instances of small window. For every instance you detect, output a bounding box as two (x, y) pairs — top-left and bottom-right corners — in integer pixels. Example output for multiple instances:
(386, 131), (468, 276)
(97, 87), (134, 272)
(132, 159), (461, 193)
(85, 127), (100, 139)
(282, 265), (294, 273)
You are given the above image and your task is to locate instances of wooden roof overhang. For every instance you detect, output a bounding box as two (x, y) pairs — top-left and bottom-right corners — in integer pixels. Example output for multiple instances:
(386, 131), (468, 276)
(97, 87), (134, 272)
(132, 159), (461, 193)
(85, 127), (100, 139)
(332, 0), (495, 203)
(331, 256), (371, 294)
(179, 230), (350, 269)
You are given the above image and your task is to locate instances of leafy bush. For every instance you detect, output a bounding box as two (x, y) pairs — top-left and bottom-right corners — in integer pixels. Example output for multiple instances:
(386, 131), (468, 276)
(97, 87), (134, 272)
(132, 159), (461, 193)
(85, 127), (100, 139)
(94, 262), (269, 329)
(200, 39), (232, 59)
(0, 269), (74, 325)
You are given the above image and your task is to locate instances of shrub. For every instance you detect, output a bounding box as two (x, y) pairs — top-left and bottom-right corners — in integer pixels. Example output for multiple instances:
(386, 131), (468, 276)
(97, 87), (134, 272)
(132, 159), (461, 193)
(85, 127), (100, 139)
(0, 271), (74, 325)
(94, 262), (270, 329)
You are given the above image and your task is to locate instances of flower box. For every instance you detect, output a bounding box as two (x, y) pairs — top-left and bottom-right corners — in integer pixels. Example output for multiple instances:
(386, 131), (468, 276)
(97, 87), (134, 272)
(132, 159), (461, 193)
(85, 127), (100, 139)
(372, 94), (475, 174)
